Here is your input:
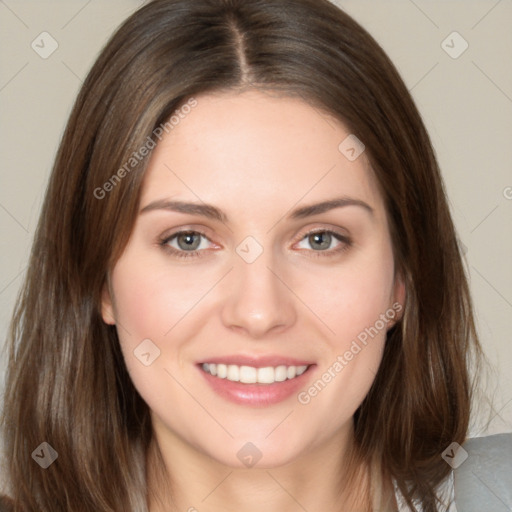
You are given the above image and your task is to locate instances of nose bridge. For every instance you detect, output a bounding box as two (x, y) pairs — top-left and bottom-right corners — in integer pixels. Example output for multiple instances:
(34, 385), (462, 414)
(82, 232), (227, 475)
(220, 240), (296, 337)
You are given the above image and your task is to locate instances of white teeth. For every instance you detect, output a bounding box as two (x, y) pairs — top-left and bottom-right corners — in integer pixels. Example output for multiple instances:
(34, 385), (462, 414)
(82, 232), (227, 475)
(217, 364), (227, 378)
(227, 364), (239, 382)
(275, 365), (287, 382)
(257, 367), (275, 384)
(239, 365), (257, 383)
(202, 363), (309, 384)
(296, 365), (307, 376)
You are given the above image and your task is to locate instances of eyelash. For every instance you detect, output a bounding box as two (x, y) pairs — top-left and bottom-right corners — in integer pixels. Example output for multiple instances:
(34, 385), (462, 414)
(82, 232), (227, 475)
(297, 230), (352, 259)
(158, 229), (352, 259)
(158, 230), (212, 260)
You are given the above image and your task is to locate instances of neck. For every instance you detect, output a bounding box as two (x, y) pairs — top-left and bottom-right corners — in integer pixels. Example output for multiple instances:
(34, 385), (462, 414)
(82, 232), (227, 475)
(146, 422), (395, 512)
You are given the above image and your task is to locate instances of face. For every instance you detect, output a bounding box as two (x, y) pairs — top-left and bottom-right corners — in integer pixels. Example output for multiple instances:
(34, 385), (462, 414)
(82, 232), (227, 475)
(102, 90), (405, 469)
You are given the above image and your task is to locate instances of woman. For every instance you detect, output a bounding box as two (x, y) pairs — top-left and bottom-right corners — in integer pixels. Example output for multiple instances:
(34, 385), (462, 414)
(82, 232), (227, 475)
(2, 0), (507, 510)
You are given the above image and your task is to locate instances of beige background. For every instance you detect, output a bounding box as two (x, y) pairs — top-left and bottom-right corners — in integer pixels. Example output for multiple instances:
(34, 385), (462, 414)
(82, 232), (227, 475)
(1, 0), (511, 435)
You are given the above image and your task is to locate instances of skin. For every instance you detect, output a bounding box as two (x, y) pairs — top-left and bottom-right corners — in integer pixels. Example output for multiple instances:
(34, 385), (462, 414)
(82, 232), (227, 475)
(102, 90), (405, 511)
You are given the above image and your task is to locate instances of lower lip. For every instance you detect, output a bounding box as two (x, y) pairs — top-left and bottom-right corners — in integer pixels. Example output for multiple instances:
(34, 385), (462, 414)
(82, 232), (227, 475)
(198, 365), (315, 407)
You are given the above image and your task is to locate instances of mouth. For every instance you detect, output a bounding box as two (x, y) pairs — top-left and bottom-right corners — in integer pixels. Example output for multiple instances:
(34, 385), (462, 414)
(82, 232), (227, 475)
(201, 362), (309, 384)
(197, 357), (315, 407)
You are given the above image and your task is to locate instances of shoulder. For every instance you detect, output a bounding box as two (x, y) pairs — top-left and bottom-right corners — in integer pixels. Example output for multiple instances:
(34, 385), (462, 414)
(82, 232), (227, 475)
(454, 432), (512, 511)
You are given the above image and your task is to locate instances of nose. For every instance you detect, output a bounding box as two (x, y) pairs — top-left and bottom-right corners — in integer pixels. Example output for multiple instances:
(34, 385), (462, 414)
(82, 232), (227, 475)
(220, 248), (297, 339)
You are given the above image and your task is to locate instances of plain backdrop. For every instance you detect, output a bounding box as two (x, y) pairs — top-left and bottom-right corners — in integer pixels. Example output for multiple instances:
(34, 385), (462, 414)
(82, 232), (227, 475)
(1, 0), (511, 436)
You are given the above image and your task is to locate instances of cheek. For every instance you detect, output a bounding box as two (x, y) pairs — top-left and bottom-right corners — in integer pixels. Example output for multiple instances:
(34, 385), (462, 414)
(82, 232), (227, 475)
(109, 252), (216, 343)
(108, 259), (192, 416)
(293, 243), (396, 412)
(107, 250), (224, 403)
(302, 244), (396, 345)
(298, 248), (396, 420)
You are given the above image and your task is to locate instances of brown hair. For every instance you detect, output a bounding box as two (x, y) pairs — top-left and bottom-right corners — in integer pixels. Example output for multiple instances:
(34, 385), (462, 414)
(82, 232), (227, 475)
(1, 0), (483, 510)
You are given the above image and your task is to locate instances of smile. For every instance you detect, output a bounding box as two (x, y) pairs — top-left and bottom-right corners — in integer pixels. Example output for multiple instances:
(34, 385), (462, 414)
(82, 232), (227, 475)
(201, 363), (309, 384)
(198, 359), (315, 406)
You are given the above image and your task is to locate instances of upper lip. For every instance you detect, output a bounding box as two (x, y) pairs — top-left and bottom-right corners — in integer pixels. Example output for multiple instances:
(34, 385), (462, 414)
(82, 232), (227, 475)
(198, 355), (315, 368)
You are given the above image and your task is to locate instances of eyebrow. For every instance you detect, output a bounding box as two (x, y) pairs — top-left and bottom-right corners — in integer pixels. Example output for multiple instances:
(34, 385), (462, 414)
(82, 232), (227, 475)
(290, 198), (373, 219)
(139, 197), (374, 222)
(140, 199), (228, 222)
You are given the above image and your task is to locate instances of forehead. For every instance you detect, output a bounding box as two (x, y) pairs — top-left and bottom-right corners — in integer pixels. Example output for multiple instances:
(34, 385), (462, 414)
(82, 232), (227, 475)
(140, 90), (383, 216)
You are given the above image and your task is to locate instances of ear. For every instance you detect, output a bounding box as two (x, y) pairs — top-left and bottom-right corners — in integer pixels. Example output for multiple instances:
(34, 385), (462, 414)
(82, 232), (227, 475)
(389, 271), (406, 327)
(101, 281), (116, 325)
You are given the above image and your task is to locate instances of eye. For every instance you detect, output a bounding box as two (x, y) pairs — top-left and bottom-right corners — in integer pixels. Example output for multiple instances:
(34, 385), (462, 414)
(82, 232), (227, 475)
(159, 230), (215, 258)
(295, 229), (351, 256)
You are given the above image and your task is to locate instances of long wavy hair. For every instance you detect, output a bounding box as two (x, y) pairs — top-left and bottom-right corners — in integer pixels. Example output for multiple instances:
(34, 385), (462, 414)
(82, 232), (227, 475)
(1, 0), (483, 510)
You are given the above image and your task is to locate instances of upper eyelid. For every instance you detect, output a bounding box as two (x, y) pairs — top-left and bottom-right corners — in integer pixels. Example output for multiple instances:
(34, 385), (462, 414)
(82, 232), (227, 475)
(292, 229), (350, 249)
(160, 226), (211, 241)
(297, 227), (349, 238)
(163, 230), (209, 240)
(293, 225), (350, 244)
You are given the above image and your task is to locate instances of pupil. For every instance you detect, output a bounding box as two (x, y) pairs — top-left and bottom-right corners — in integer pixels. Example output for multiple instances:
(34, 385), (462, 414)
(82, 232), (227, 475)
(310, 232), (331, 250)
(178, 233), (200, 250)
